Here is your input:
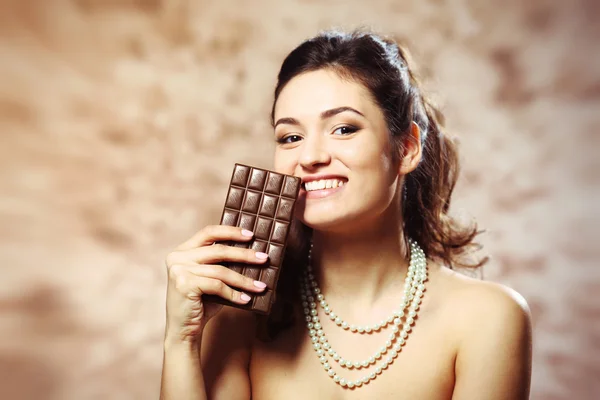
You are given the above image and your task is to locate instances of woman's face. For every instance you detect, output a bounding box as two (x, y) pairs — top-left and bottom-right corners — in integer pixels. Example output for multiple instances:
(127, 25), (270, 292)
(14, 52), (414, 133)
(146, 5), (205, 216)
(273, 69), (402, 233)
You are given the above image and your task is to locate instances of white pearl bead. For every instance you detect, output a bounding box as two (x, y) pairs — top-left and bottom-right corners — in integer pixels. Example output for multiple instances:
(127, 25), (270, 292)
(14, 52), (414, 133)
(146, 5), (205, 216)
(333, 353), (340, 361)
(355, 380), (362, 387)
(324, 307), (330, 314)
(365, 326), (372, 333)
(329, 312), (336, 319)
(317, 349), (324, 356)
(375, 351), (382, 359)
(328, 369), (335, 376)
(312, 316), (319, 323)
(323, 362), (330, 370)
(314, 322), (322, 329)
(339, 378), (346, 387)
(393, 318), (401, 325)
(376, 366), (383, 374)
(385, 340), (392, 348)
(393, 343), (402, 351)
(335, 317), (342, 325)
(347, 381), (354, 388)
(313, 343), (321, 350)
(309, 329), (316, 336)
(339, 358), (346, 365)
(353, 361), (361, 368)
(369, 372), (376, 380)
(350, 325), (357, 332)
(368, 356), (375, 364)
(319, 356), (327, 363)
(334, 375), (340, 383)
(342, 322), (349, 329)
(390, 350), (398, 358)
(308, 323), (314, 329)
(323, 343), (330, 349)
(392, 326), (399, 333)
(358, 326), (365, 333)
(361, 360), (369, 367)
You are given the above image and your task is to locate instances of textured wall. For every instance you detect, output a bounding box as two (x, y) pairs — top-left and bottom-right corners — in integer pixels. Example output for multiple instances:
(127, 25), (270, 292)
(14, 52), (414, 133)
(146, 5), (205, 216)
(1, 0), (598, 399)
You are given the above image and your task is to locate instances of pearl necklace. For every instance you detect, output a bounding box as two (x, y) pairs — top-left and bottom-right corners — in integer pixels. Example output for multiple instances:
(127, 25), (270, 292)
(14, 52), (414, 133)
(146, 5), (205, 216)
(300, 238), (427, 389)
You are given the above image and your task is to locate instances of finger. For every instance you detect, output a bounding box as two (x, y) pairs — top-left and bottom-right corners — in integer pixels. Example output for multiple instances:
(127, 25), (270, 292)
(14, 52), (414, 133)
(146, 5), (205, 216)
(169, 244), (269, 266)
(176, 225), (254, 251)
(190, 276), (253, 305)
(182, 264), (268, 293)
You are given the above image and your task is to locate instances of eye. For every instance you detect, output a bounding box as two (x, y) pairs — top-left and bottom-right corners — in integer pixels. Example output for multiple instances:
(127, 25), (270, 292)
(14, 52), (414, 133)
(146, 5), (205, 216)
(276, 134), (303, 144)
(332, 125), (359, 136)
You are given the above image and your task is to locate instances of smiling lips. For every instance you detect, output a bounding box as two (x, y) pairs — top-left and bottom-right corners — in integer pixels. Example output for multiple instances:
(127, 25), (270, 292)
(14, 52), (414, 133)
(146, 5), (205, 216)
(302, 178), (347, 199)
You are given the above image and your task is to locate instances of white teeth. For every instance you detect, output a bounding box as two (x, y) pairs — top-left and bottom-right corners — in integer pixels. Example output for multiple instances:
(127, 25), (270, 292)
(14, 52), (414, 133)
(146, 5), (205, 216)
(304, 179), (346, 192)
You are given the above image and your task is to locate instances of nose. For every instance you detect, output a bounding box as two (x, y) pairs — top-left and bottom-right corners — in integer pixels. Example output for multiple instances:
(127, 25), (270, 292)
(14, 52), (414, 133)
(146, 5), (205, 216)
(298, 134), (331, 170)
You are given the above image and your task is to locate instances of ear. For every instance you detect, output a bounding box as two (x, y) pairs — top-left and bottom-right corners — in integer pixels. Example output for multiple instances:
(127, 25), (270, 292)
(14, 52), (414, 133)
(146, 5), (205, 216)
(399, 121), (422, 175)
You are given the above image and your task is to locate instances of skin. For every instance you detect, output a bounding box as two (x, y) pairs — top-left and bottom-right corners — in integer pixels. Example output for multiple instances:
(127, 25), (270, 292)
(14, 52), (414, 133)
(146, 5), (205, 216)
(160, 69), (532, 400)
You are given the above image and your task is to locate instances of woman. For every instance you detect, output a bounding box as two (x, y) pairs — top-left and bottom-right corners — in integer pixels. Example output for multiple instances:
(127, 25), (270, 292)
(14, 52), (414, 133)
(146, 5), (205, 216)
(160, 30), (532, 399)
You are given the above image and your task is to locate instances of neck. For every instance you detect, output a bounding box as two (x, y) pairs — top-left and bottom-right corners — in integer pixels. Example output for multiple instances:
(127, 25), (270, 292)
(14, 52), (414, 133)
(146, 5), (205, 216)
(309, 210), (410, 308)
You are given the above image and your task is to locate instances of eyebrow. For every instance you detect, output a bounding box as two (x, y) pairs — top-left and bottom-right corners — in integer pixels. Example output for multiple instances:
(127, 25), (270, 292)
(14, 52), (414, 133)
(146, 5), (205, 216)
(273, 106), (365, 128)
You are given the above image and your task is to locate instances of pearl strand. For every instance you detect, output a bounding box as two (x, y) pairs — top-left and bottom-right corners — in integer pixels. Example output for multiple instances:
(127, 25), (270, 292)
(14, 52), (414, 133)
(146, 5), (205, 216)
(304, 242), (425, 334)
(300, 239), (428, 388)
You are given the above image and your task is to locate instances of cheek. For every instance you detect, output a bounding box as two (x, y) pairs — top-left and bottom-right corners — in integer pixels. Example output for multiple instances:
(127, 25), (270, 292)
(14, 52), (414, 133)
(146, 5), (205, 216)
(273, 148), (296, 175)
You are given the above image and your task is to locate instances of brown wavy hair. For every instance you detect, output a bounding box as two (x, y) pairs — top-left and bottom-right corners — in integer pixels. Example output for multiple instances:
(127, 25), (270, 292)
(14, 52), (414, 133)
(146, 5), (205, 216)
(256, 29), (487, 340)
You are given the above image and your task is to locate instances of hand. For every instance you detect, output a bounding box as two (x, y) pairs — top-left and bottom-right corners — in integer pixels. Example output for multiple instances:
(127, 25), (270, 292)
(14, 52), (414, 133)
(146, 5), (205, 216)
(164, 226), (268, 344)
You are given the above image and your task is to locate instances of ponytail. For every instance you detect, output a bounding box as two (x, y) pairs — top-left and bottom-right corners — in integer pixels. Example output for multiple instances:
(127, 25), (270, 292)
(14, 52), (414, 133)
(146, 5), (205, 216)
(400, 52), (487, 268)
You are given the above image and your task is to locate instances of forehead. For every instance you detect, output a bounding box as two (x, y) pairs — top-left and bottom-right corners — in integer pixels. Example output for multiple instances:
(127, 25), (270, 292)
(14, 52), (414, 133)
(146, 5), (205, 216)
(274, 69), (377, 119)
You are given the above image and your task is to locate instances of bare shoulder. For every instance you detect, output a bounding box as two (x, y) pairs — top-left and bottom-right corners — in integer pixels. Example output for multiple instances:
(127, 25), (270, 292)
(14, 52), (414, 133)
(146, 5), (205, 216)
(430, 267), (533, 398)
(431, 264), (532, 344)
(442, 267), (530, 323)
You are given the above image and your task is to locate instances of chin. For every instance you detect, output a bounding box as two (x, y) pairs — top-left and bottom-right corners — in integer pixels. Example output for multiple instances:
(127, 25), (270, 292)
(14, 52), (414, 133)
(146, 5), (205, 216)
(298, 209), (365, 234)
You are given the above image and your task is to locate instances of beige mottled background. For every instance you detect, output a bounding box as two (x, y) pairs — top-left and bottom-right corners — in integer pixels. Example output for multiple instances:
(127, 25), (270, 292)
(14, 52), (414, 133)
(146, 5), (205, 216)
(1, 0), (598, 399)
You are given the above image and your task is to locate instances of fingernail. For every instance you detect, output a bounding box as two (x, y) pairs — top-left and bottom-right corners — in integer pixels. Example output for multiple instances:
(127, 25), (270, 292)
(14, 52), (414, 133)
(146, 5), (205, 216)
(241, 229), (254, 237)
(254, 281), (267, 289)
(255, 252), (269, 260)
(241, 293), (251, 302)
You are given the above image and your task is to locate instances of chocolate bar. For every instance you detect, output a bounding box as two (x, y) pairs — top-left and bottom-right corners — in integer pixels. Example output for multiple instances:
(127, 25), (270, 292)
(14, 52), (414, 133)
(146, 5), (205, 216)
(203, 163), (301, 315)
